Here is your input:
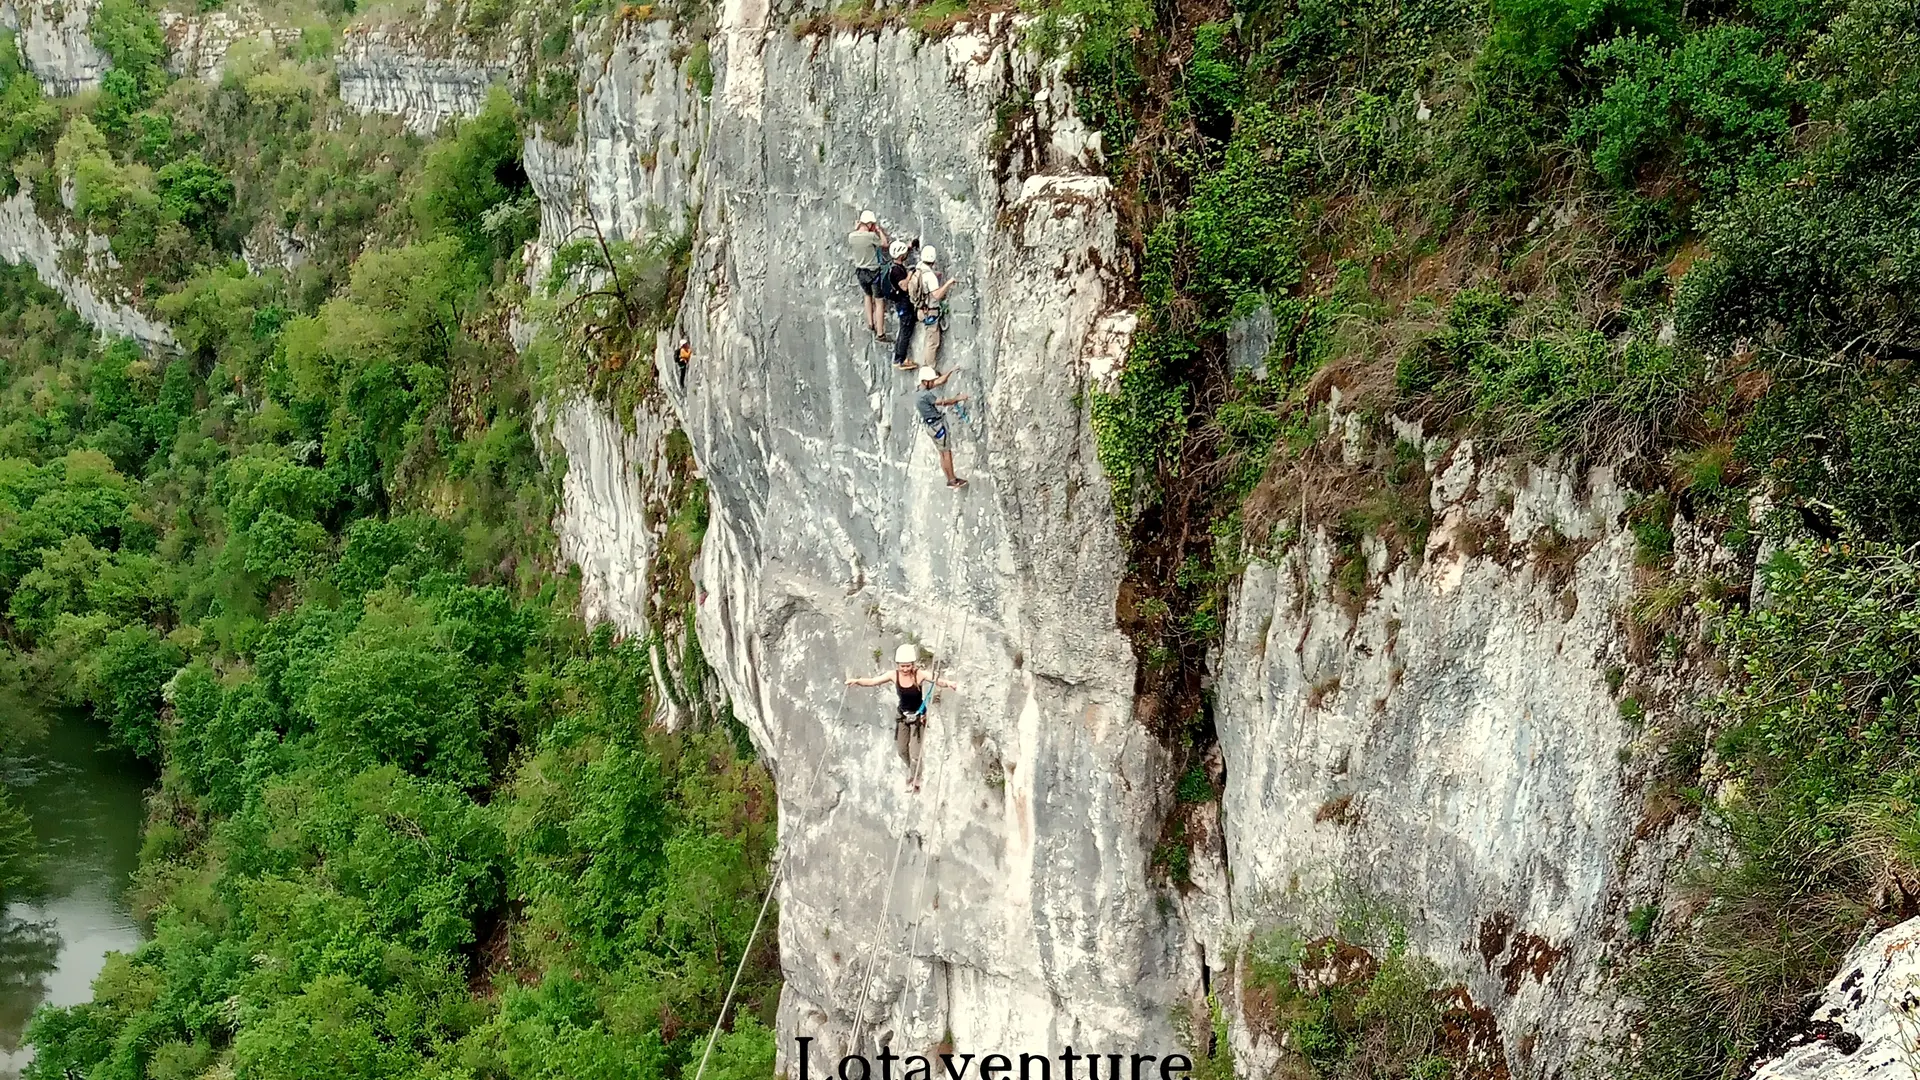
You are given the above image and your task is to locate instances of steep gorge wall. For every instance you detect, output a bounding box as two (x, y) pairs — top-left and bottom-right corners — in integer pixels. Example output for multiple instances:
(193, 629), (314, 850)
(675, 24), (1179, 1064)
(0, 189), (176, 348)
(3, 0), (108, 94)
(1207, 429), (1695, 1076)
(2, 3), (1729, 1074)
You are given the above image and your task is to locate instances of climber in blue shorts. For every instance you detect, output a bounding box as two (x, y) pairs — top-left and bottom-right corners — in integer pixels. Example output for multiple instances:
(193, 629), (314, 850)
(915, 366), (969, 489)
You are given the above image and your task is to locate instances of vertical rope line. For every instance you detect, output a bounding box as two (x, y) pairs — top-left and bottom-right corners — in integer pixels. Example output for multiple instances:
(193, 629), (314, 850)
(692, 858), (785, 1080)
(693, 678), (851, 1080)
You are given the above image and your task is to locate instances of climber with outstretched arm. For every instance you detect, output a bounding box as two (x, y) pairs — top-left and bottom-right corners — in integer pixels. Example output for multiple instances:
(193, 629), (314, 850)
(848, 210), (892, 342)
(915, 365), (969, 489)
(848, 644), (958, 793)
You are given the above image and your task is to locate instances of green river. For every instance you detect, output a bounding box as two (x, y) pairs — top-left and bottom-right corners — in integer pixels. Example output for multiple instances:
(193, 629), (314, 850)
(0, 717), (149, 1077)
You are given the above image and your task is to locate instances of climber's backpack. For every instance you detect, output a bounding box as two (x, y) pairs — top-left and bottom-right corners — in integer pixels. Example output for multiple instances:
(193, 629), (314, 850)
(881, 264), (909, 303)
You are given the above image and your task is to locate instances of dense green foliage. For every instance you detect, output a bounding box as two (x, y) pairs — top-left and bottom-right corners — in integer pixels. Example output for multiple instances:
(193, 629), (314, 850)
(1239, 921), (1469, 1080)
(1627, 541), (1920, 1077)
(1036, 0), (1920, 1073)
(0, 10), (776, 1079)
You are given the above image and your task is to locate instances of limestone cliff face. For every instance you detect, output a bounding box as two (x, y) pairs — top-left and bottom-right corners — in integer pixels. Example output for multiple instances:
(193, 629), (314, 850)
(1207, 428), (1694, 1078)
(521, 19), (707, 259)
(337, 21), (512, 133)
(5, 5), (1718, 1075)
(545, 396), (681, 640)
(675, 23), (1178, 1066)
(0, 190), (175, 349)
(4, 0), (108, 94)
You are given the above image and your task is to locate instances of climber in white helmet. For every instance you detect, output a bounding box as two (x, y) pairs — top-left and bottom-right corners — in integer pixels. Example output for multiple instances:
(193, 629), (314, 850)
(848, 210), (893, 342)
(847, 643), (958, 792)
(883, 238), (920, 369)
(914, 365), (969, 489)
(907, 245), (960, 368)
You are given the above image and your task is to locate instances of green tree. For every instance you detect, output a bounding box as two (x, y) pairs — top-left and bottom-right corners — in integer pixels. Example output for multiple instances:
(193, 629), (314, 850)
(88, 623), (184, 761)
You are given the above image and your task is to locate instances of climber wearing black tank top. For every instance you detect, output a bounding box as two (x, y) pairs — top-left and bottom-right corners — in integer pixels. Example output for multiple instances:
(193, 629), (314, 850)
(847, 643), (959, 793)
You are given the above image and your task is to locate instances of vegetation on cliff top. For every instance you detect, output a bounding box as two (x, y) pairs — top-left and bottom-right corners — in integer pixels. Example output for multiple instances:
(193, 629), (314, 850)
(1044, 0), (1920, 1074)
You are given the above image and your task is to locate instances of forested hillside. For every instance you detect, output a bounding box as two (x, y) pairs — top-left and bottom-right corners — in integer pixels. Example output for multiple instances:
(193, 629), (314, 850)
(0, 20), (776, 1078)
(1, 0), (1919, 1076)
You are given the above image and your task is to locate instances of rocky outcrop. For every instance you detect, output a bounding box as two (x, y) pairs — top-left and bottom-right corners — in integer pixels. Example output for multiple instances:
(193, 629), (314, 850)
(680, 20), (1167, 1061)
(1209, 431), (1692, 1077)
(4, 0), (109, 95)
(547, 394), (675, 637)
(0, 190), (174, 349)
(1751, 918), (1920, 1080)
(521, 19), (707, 269)
(336, 22), (512, 133)
(159, 3), (299, 82)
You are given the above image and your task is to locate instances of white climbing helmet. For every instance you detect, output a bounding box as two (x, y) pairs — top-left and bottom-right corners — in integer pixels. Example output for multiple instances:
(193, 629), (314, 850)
(917, 366), (939, 384)
(889, 239), (910, 259)
(920, 246), (938, 265)
(895, 643), (918, 665)
(859, 209), (877, 224)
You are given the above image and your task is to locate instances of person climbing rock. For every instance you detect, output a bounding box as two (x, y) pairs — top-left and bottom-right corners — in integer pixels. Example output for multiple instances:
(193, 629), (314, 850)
(848, 211), (892, 341)
(908, 246), (960, 368)
(847, 644), (958, 792)
(675, 337), (691, 388)
(915, 365), (969, 489)
(884, 239), (918, 369)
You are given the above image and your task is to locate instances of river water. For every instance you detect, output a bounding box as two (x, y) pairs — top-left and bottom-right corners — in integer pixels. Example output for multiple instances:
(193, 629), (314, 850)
(0, 718), (148, 1077)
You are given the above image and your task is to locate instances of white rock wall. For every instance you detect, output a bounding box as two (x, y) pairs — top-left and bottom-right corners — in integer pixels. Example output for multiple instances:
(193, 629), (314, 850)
(336, 22), (511, 133)
(676, 19), (1188, 1072)
(0, 190), (174, 349)
(547, 394), (673, 636)
(4, 0), (108, 94)
(1752, 918), (1920, 1080)
(1210, 431), (1688, 1079)
(522, 20), (708, 266)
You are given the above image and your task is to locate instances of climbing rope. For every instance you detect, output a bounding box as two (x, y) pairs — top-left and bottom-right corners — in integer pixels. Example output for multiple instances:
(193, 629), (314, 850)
(690, 680), (850, 1080)
(691, 857), (784, 1080)
(847, 820), (913, 1054)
